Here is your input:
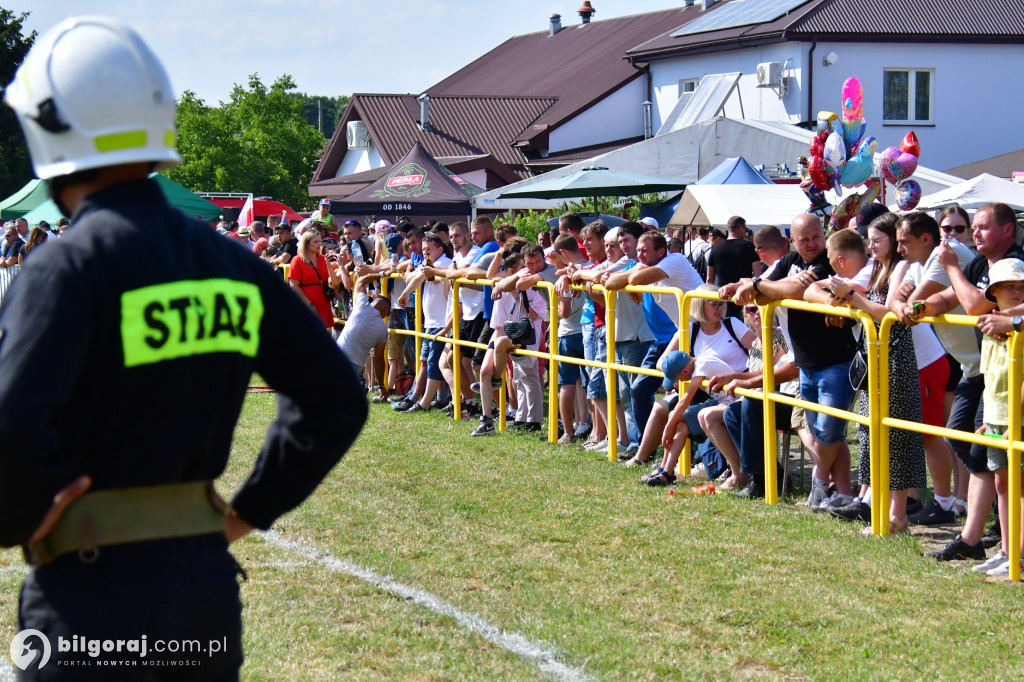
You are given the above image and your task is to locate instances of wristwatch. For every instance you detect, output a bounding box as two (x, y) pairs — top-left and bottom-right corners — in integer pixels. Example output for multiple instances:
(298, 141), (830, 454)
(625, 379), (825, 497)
(1012, 316), (1023, 333)
(751, 276), (762, 293)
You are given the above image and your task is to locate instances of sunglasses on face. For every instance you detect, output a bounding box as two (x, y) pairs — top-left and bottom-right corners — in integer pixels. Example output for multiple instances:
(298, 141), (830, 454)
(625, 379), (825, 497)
(941, 224), (968, 234)
(707, 301), (726, 309)
(744, 307), (759, 315)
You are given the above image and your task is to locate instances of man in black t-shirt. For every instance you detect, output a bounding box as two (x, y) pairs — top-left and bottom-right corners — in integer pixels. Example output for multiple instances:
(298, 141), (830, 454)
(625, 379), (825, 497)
(706, 216), (763, 317)
(731, 213), (857, 509)
(270, 223), (299, 265)
(913, 202), (1024, 561)
(706, 216), (762, 288)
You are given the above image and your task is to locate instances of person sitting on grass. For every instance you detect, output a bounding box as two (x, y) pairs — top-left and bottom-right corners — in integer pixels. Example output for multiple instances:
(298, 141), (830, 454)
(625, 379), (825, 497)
(639, 286), (755, 486)
(971, 258), (1024, 576)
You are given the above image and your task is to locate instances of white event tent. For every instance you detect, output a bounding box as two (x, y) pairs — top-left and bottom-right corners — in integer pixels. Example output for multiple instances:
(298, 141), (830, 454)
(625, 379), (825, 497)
(473, 117), (963, 213)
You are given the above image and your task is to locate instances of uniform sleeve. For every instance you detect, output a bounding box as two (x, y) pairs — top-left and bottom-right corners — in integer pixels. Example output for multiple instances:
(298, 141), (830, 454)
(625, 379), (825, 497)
(231, 270), (367, 530)
(0, 260), (92, 545)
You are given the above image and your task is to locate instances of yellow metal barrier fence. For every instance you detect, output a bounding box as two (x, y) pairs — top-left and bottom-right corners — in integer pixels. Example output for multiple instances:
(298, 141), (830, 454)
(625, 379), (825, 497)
(366, 269), (1023, 581)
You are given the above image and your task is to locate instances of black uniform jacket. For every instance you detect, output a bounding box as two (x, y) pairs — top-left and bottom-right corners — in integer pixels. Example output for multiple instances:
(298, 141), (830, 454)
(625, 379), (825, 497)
(0, 178), (367, 546)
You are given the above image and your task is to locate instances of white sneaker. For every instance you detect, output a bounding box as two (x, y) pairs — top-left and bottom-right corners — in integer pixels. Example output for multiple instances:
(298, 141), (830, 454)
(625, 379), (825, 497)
(807, 486), (829, 512)
(689, 463), (709, 480)
(973, 552), (1008, 574)
(584, 438), (608, 451)
(985, 557), (1019, 577)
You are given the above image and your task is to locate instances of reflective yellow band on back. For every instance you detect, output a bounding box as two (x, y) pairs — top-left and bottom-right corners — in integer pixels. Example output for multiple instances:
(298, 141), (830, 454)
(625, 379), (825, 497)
(121, 279), (263, 367)
(95, 130), (147, 153)
(164, 129), (177, 147)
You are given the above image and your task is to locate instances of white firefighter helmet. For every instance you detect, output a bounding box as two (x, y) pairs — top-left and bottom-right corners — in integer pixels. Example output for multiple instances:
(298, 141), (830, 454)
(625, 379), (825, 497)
(4, 16), (180, 180)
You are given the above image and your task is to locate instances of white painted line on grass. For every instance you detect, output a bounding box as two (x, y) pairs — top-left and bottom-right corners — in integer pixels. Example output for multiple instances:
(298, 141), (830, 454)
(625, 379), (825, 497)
(263, 531), (596, 682)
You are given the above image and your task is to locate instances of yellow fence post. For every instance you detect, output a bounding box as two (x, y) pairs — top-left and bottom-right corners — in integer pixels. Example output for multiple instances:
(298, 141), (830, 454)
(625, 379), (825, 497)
(452, 280), (463, 421)
(414, 283), (423, 377)
(605, 288), (619, 462)
(873, 315), (892, 537)
(761, 301), (779, 505)
(677, 290), (693, 477)
(1009, 330), (1022, 582)
(546, 283), (560, 444)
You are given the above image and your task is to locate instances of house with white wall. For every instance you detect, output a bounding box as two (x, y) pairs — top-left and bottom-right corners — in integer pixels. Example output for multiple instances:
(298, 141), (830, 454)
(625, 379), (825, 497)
(627, 0), (1024, 173)
(311, 0), (1024, 200)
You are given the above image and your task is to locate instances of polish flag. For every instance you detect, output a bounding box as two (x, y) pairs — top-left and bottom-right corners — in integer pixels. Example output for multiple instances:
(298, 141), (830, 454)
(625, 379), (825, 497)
(237, 193), (255, 229)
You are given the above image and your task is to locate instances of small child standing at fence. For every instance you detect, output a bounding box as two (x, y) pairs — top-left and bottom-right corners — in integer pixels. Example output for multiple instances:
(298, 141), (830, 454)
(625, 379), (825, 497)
(975, 258), (1024, 576)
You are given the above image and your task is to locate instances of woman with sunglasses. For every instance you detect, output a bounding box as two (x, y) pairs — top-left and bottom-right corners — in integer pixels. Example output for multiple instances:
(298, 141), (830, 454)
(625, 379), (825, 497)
(639, 285), (755, 486)
(938, 205), (975, 250)
(698, 303), (795, 491)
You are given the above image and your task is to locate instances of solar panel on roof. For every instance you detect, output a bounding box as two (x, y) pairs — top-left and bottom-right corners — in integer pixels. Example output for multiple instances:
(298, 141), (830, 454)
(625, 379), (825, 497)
(672, 0), (811, 37)
(666, 72), (741, 132)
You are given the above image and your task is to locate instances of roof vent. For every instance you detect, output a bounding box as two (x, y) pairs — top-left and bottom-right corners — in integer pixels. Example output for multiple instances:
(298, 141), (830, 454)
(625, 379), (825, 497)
(550, 14), (562, 36)
(417, 94), (432, 131)
(578, 2), (596, 24)
(683, 0), (696, 6)
(701, 0), (716, 10)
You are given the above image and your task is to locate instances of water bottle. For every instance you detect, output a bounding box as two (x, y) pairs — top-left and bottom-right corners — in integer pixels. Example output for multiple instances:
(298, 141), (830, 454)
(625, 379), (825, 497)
(350, 239), (364, 263)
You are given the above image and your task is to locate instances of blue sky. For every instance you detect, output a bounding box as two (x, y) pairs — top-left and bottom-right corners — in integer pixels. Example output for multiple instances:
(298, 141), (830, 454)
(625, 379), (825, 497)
(19, 1), (683, 103)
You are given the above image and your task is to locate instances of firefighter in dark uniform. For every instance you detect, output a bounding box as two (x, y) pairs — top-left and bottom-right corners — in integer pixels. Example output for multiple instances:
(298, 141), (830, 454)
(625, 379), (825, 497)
(0, 17), (367, 680)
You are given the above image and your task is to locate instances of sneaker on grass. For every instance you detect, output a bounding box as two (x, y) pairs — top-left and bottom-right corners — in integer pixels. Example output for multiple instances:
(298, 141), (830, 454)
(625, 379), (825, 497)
(828, 498), (871, 524)
(924, 534), (986, 562)
(472, 417), (496, 437)
(806, 486), (829, 512)
(973, 551), (1008, 574)
(986, 558), (1022, 578)
(908, 499), (956, 526)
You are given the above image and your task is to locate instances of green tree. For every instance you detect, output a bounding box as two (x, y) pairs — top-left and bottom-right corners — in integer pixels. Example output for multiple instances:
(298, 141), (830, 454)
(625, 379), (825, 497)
(292, 93), (350, 140)
(169, 74), (326, 211)
(0, 8), (36, 198)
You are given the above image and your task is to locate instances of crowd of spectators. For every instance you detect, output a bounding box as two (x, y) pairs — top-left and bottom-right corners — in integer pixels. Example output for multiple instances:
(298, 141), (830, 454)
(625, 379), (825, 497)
(207, 200), (1024, 578)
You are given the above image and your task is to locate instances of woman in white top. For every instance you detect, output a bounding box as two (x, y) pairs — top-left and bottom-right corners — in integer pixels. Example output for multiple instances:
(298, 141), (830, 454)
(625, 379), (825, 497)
(641, 285), (755, 486)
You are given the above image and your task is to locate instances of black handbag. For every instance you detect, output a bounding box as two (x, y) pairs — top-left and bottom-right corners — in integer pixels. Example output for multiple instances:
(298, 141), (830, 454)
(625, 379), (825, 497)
(504, 291), (536, 347)
(313, 258), (336, 300)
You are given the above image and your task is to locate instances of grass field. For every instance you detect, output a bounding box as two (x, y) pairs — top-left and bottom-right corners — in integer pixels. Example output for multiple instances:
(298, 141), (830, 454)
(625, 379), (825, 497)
(4, 393), (1024, 680)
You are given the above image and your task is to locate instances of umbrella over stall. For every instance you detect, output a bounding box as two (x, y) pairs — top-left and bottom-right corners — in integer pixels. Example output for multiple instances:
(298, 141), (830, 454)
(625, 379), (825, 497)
(495, 166), (692, 212)
(329, 142), (484, 218)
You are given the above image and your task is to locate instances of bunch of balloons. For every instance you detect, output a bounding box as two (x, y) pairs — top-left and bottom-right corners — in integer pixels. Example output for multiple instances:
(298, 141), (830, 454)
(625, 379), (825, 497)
(882, 131), (922, 211)
(801, 77), (924, 227)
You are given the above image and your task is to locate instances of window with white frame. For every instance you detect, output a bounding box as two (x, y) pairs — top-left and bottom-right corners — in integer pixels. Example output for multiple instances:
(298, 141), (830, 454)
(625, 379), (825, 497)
(679, 78), (698, 96)
(883, 68), (933, 123)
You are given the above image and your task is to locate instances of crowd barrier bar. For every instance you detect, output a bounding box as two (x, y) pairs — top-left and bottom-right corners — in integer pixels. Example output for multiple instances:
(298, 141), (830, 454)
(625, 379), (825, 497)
(877, 312), (1023, 580)
(758, 301), (879, 514)
(368, 269), (1023, 580)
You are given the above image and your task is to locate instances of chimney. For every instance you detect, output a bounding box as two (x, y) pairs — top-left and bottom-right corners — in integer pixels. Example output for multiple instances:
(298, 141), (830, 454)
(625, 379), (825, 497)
(701, 0), (716, 10)
(418, 93), (432, 131)
(578, 2), (596, 24)
(549, 14), (562, 35)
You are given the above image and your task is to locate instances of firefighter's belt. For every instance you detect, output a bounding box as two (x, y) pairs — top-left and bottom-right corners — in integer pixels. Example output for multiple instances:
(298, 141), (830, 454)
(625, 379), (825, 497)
(24, 481), (226, 566)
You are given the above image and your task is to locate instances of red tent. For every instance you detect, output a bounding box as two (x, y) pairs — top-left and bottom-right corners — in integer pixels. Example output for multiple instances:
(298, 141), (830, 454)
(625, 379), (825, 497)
(207, 197), (302, 222)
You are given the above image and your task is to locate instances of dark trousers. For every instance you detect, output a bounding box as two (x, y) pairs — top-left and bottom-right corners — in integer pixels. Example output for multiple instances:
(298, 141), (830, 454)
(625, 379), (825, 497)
(947, 373), (987, 474)
(630, 341), (667, 438)
(18, 534), (243, 681)
(724, 397), (793, 480)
